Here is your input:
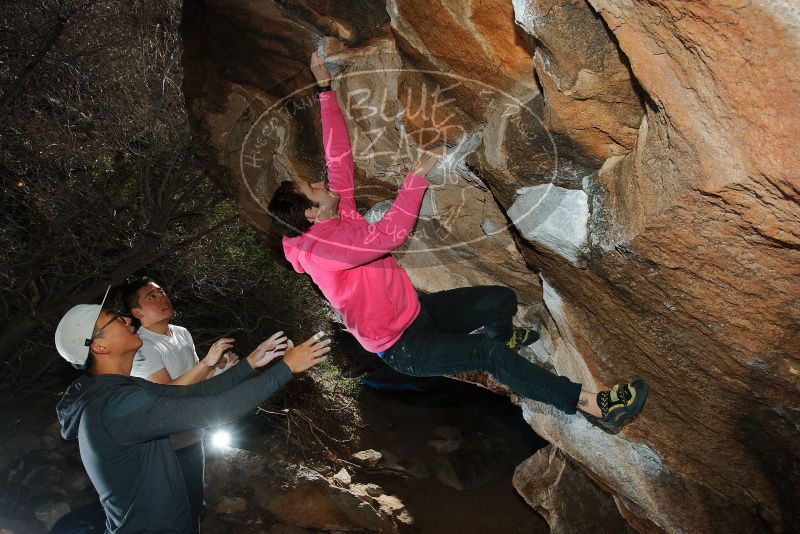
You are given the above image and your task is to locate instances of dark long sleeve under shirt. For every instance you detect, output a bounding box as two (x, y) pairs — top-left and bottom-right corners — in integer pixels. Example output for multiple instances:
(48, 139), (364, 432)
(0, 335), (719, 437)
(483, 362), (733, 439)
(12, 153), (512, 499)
(57, 359), (293, 534)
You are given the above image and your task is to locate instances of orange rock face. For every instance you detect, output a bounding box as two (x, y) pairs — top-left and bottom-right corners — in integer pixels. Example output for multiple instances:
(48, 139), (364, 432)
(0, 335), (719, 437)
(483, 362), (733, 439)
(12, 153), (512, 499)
(387, 0), (539, 115)
(183, 0), (800, 532)
(516, 0), (645, 160)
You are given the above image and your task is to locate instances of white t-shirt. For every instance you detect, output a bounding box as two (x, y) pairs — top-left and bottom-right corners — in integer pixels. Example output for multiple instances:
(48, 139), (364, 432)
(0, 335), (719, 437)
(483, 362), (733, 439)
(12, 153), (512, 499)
(131, 324), (203, 449)
(132, 325), (198, 379)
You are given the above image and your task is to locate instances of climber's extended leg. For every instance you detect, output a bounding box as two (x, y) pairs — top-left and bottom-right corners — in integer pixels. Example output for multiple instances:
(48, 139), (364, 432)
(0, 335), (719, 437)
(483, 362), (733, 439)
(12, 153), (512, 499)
(383, 304), (650, 433)
(418, 285), (538, 348)
(382, 309), (582, 413)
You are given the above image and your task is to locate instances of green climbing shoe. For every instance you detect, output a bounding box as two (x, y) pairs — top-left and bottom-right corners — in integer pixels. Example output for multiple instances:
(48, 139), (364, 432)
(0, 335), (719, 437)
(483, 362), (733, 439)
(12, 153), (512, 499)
(584, 380), (649, 435)
(506, 328), (539, 350)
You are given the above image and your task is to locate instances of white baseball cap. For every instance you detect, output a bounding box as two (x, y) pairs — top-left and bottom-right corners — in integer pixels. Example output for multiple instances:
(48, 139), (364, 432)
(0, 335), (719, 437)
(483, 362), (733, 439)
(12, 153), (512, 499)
(55, 287), (111, 368)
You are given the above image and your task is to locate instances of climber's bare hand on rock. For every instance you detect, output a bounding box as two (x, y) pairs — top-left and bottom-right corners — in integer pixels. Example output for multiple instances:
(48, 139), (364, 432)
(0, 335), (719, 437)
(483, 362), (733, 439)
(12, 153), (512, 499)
(410, 146), (446, 177)
(310, 51), (331, 86)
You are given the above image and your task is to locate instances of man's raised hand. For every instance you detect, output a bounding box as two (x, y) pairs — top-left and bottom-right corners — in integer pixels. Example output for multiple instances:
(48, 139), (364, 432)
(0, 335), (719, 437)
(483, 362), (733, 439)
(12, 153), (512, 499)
(216, 351), (240, 370)
(310, 51), (331, 87)
(246, 331), (289, 369)
(282, 331), (331, 373)
(202, 338), (235, 368)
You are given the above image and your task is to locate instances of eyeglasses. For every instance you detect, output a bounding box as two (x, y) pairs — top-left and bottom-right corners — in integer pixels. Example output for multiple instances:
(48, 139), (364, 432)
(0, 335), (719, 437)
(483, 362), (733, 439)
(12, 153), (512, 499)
(84, 310), (141, 347)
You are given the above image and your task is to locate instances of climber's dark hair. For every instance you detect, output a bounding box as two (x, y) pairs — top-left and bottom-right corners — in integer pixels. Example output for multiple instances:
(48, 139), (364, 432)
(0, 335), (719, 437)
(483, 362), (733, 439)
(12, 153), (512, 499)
(267, 181), (314, 238)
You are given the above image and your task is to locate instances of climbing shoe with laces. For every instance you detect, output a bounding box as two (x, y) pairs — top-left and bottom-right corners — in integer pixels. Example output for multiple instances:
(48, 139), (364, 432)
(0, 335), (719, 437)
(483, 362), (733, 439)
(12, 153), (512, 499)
(506, 328), (539, 350)
(583, 380), (649, 435)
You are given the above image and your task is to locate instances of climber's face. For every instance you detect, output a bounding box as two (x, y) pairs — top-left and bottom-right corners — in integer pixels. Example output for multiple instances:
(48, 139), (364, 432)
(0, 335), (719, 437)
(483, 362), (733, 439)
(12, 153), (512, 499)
(296, 180), (340, 223)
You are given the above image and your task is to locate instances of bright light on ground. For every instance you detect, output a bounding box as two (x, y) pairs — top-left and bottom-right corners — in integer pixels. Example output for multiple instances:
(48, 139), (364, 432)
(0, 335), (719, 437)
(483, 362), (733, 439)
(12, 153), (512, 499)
(212, 431), (231, 449)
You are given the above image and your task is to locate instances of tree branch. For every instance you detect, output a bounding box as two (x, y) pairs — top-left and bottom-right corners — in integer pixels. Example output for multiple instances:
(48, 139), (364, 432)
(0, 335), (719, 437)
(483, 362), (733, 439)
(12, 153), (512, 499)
(0, 0), (99, 116)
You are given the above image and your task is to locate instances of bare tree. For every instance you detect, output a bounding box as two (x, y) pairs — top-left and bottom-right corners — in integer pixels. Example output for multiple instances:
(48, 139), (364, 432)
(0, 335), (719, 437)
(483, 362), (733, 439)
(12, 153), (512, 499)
(0, 0), (236, 395)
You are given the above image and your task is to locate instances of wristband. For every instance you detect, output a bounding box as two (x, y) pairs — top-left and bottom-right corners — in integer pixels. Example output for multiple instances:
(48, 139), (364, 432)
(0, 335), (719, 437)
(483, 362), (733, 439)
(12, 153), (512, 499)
(314, 84), (332, 96)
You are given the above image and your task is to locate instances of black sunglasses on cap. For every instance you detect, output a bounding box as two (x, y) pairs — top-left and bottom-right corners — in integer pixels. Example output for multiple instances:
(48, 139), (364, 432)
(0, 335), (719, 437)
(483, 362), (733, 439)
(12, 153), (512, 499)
(84, 310), (141, 347)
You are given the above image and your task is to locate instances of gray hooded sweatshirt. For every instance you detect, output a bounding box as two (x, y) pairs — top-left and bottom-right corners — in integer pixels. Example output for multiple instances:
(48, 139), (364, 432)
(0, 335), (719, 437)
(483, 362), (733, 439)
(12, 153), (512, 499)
(57, 359), (293, 533)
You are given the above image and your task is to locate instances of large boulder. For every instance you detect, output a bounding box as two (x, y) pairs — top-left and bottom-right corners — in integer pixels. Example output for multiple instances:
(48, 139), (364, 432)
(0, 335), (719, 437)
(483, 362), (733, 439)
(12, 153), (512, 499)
(182, 1), (800, 532)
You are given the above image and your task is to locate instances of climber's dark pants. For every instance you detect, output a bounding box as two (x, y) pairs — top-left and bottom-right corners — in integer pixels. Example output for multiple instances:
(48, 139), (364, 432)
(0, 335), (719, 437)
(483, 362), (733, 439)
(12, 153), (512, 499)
(382, 286), (582, 414)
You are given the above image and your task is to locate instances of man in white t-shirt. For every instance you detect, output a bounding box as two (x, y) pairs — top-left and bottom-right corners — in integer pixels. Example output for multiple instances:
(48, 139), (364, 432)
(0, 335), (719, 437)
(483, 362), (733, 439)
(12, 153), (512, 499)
(122, 277), (237, 533)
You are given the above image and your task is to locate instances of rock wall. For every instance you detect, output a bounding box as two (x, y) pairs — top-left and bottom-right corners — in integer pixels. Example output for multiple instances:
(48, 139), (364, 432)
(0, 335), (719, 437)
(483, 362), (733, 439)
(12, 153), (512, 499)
(513, 445), (637, 534)
(181, 1), (800, 532)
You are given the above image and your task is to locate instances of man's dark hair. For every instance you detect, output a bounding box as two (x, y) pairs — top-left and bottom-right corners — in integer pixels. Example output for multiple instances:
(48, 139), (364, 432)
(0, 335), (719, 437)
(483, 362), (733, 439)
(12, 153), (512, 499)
(121, 276), (155, 313)
(267, 181), (314, 238)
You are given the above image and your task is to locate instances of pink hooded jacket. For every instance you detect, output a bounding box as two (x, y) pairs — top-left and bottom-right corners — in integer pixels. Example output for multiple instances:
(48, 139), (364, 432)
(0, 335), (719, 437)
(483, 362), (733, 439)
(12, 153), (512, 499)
(282, 91), (428, 353)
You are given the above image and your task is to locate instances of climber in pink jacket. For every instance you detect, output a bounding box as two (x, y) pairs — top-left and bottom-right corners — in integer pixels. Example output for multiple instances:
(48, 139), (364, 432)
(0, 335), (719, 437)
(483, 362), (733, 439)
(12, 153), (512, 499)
(267, 52), (649, 434)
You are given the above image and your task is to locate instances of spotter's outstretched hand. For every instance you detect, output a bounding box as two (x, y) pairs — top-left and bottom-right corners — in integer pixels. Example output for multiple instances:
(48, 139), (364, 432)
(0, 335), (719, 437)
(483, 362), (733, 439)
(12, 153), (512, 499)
(247, 331), (289, 369)
(283, 331), (331, 373)
(202, 338), (235, 368)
